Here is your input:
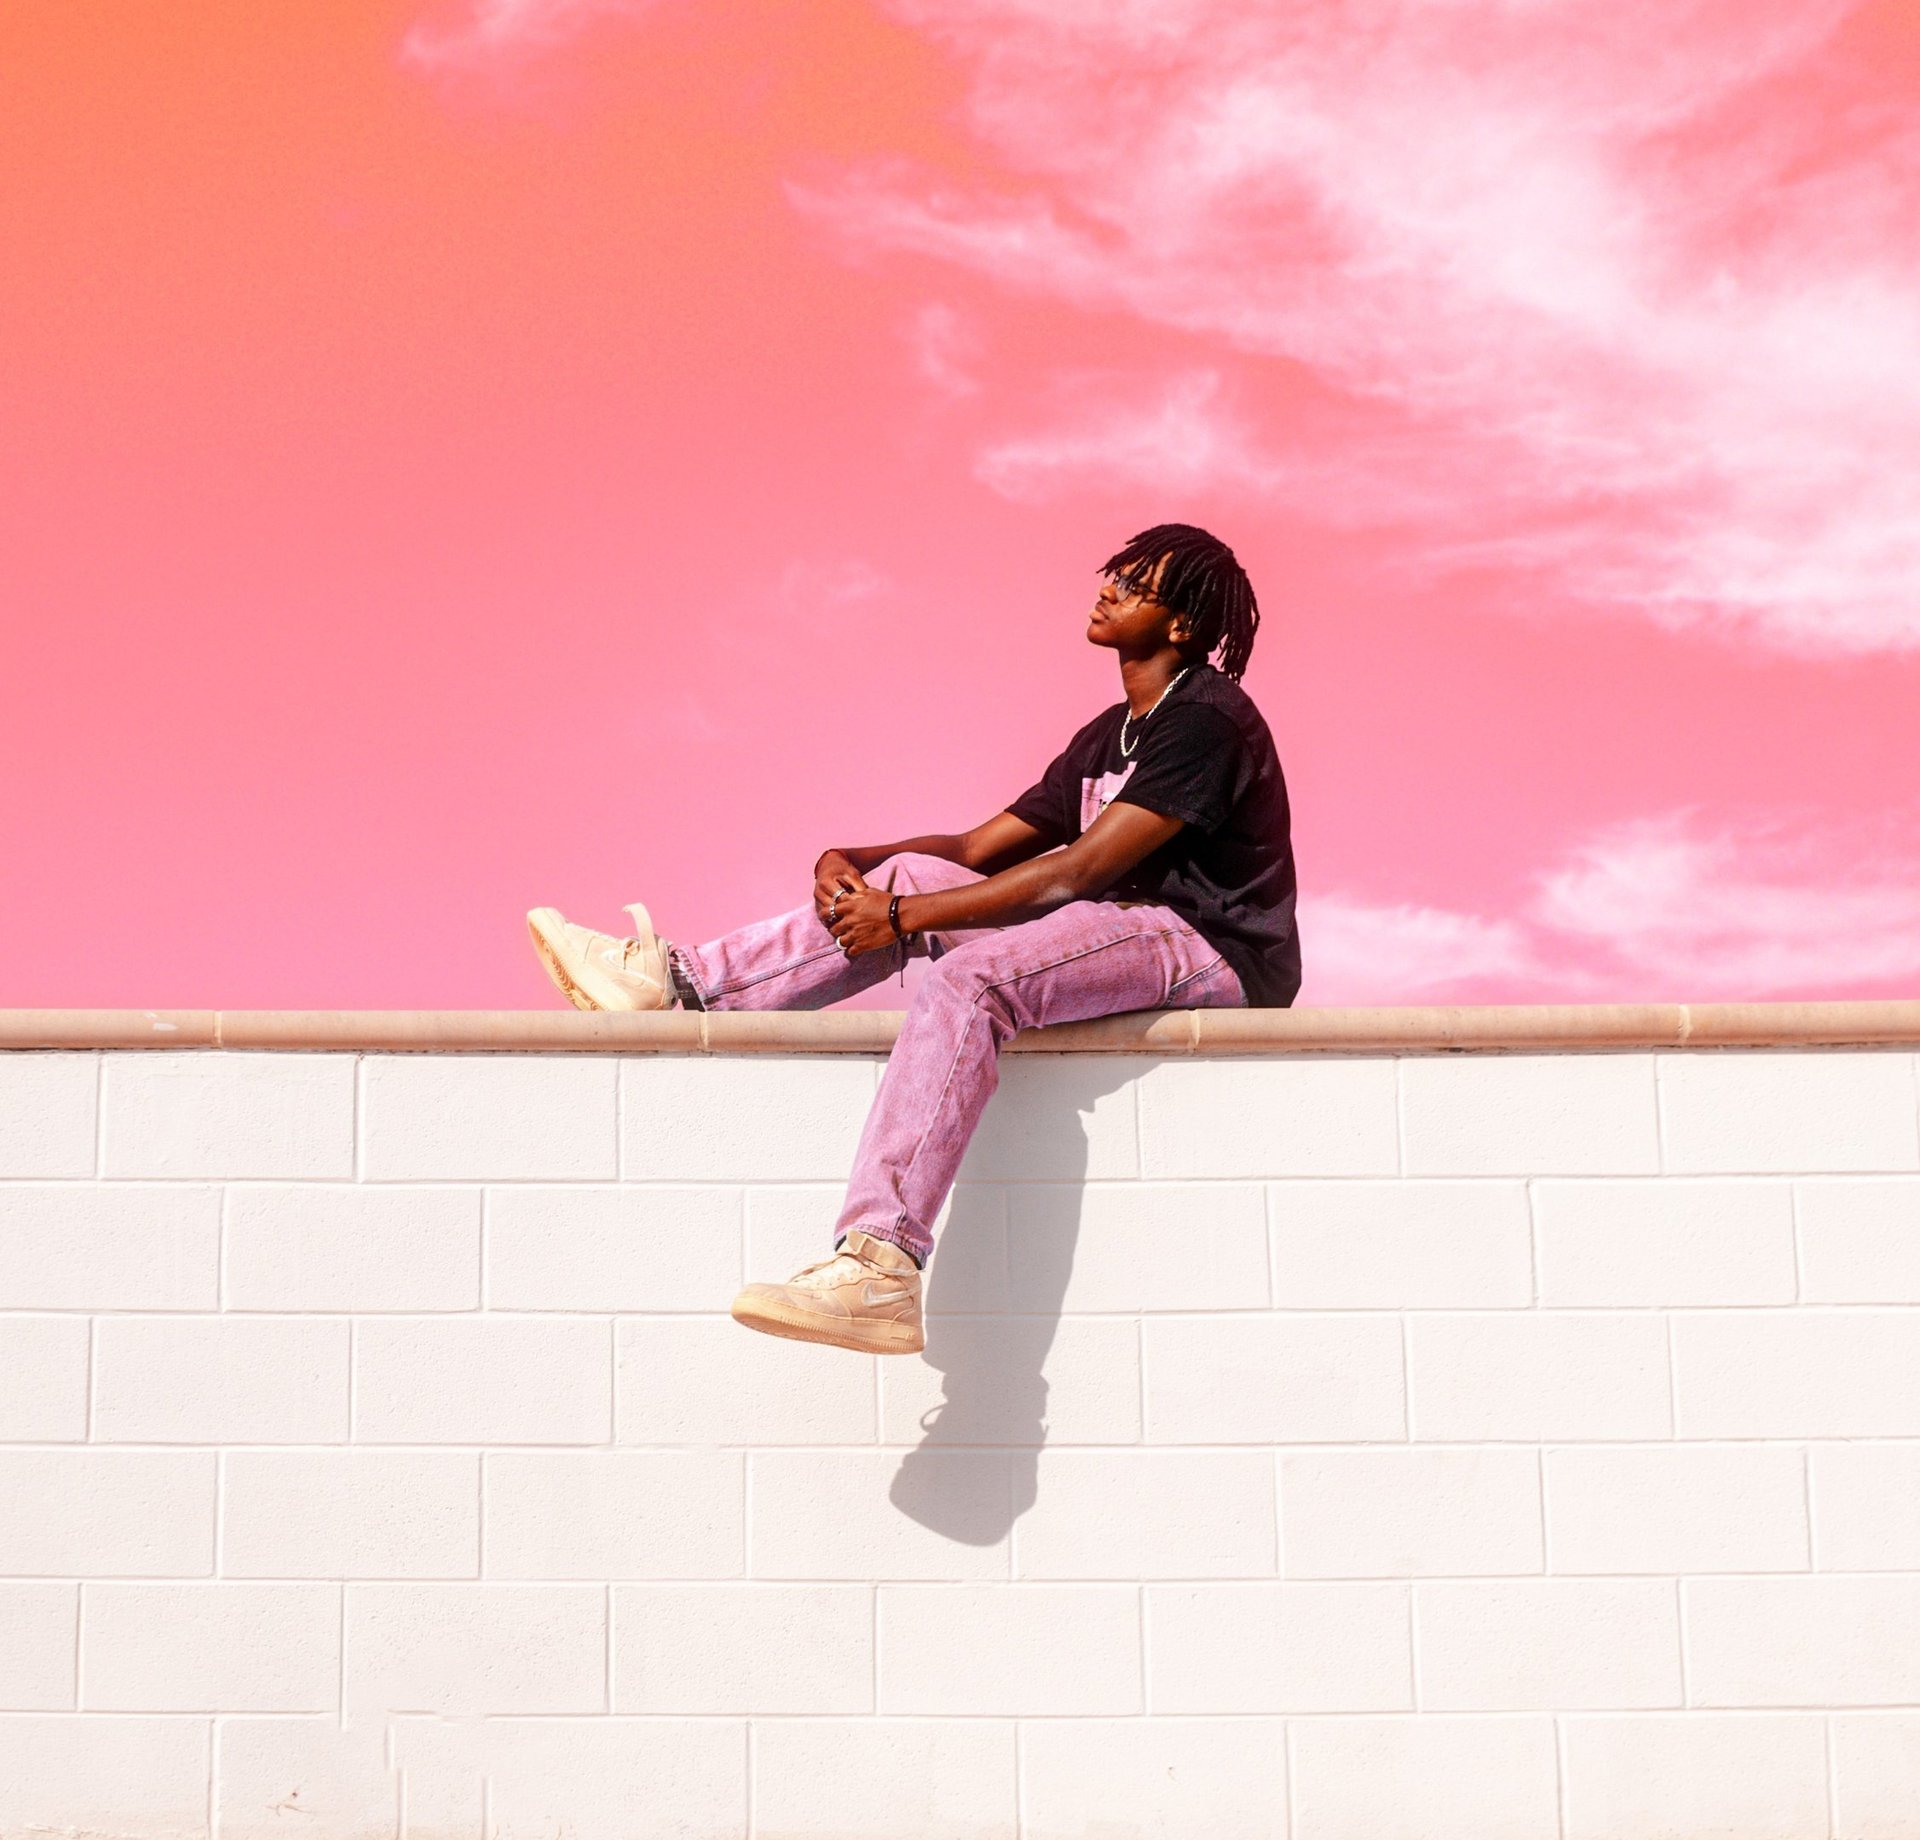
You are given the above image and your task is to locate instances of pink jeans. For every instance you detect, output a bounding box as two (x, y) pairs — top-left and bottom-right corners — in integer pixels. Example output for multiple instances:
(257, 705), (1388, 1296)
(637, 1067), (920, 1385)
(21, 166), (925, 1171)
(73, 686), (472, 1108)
(671, 853), (1246, 1263)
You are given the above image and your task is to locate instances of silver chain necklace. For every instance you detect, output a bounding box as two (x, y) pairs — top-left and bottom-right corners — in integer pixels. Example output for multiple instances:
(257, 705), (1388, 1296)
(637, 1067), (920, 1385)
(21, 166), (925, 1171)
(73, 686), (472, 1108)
(1118, 665), (1191, 758)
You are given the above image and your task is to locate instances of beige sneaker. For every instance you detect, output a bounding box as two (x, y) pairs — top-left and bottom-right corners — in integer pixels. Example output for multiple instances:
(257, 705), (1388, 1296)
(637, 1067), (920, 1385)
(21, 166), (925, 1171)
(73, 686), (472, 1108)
(731, 1229), (925, 1355)
(526, 902), (676, 1012)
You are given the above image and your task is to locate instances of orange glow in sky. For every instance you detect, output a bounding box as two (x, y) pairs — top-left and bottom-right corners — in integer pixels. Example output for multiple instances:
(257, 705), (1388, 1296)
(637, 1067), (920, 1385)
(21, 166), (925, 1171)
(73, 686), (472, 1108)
(4, 0), (1918, 1006)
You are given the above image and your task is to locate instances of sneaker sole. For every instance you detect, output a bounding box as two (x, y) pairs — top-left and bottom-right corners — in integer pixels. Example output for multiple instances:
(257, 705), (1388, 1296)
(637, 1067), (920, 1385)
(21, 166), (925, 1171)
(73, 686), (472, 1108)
(526, 912), (600, 1012)
(526, 909), (669, 1013)
(730, 1291), (925, 1356)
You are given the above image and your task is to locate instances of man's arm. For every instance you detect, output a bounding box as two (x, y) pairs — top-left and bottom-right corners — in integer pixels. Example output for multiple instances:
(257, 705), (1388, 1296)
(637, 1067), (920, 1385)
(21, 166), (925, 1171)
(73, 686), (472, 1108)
(820, 812), (1057, 878)
(811, 813), (1060, 924)
(825, 802), (1186, 953)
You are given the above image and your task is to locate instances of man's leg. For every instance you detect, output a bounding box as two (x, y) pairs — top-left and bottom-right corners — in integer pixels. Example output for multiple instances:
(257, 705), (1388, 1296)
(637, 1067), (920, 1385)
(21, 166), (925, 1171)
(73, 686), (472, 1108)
(669, 852), (998, 1012)
(834, 900), (1245, 1264)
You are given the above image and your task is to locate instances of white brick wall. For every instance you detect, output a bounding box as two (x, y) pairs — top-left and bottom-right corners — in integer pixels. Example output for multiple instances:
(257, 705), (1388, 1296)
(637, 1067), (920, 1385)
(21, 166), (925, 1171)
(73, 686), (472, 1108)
(1, 1041), (1917, 1838)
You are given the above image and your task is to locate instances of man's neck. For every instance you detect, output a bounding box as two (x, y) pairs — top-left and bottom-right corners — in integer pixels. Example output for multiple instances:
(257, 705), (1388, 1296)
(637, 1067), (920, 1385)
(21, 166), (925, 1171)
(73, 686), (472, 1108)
(1119, 653), (1194, 717)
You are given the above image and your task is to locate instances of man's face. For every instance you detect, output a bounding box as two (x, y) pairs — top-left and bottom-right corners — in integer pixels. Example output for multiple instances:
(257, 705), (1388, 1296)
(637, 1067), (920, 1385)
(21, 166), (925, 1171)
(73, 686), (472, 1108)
(1087, 550), (1187, 650)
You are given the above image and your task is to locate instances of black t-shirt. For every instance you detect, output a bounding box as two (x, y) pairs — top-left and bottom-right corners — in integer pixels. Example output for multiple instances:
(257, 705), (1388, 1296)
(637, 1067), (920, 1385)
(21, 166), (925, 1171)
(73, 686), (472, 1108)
(1004, 661), (1301, 1007)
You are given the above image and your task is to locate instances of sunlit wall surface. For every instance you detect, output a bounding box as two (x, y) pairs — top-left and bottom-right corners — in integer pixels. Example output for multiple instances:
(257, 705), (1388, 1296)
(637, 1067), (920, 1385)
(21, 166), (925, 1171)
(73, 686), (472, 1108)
(3, 0), (1917, 1009)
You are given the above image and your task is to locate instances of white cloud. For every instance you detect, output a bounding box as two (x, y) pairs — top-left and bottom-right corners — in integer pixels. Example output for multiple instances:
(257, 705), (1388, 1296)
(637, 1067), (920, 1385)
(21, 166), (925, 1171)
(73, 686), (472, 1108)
(907, 303), (984, 400)
(1301, 807), (1920, 1003)
(1296, 893), (1544, 1004)
(976, 370), (1285, 502)
(402, 0), (652, 65)
(1531, 809), (1920, 995)
(795, 0), (1920, 655)
(775, 559), (890, 612)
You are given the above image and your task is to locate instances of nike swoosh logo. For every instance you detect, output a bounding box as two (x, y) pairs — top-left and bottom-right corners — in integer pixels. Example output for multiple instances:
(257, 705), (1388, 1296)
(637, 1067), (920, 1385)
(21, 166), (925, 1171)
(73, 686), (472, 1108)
(861, 1283), (911, 1308)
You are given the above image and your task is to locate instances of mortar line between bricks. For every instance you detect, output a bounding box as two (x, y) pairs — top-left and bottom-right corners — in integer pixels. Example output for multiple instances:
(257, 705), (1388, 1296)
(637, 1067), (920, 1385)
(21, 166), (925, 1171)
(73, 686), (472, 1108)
(1789, 1180), (1806, 1304)
(10, 1436), (1920, 1455)
(1406, 1577), (1422, 1713)
(1136, 1579), (1148, 1717)
(1262, 1180), (1280, 1308)
(1664, 1314), (1678, 1439)
(29, 1566), (1920, 1584)
(1013, 1713), (1027, 1840)
(1671, 1575), (1690, 1714)
(1131, 1067), (1143, 1182)
(478, 1187), (491, 1311)
(35, 1168), (1920, 1186)
(745, 1712), (756, 1839)
(3, 1706), (1914, 1721)
(1393, 1056), (1406, 1178)
(1535, 1447), (1550, 1573)
(1801, 1444), (1816, 1570)
(1399, 1313), (1414, 1446)
(1283, 1717), (1298, 1840)
(22, 1299), (1920, 1318)
(92, 1052), (105, 1180)
(612, 1056), (624, 1183)
(1526, 1177), (1540, 1307)
(1823, 1712), (1840, 1837)
(336, 1578), (347, 1729)
(1651, 1053), (1668, 1176)
(36, 1565), (1920, 1584)
(1553, 1712), (1569, 1840)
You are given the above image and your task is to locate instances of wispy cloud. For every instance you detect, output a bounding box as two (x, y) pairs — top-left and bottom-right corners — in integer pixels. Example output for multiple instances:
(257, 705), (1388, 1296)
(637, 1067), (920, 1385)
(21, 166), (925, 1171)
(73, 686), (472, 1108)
(1296, 893), (1544, 1004)
(976, 370), (1285, 502)
(775, 558), (890, 614)
(1531, 808), (1920, 994)
(1301, 807), (1920, 1003)
(906, 303), (984, 400)
(795, 0), (1920, 655)
(402, 0), (653, 66)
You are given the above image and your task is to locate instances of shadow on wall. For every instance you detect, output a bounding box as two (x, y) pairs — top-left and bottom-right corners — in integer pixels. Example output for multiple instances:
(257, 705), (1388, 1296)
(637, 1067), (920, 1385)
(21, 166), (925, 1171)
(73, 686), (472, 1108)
(888, 1054), (1140, 1546)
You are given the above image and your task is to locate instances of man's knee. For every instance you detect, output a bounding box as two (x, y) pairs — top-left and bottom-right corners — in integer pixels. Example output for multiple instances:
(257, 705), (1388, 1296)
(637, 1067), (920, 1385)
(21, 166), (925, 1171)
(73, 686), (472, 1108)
(871, 850), (950, 894)
(918, 938), (1001, 1005)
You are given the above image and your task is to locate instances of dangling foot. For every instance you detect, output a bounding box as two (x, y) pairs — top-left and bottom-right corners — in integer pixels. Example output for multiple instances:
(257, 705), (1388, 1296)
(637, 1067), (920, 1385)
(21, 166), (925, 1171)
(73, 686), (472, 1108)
(731, 1229), (925, 1355)
(525, 901), (677, 1011)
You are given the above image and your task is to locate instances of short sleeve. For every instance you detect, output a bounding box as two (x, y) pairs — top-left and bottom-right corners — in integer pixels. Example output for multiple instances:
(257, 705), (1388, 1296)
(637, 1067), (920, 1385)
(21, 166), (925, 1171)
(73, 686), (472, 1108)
(1004, 745), (1076, 844)
(1109, 703), (1245, 835)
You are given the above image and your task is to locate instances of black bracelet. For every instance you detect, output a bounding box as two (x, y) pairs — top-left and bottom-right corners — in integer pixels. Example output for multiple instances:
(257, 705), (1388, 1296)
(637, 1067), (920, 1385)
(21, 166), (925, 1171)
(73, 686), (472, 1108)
(888, 894), (906, 940)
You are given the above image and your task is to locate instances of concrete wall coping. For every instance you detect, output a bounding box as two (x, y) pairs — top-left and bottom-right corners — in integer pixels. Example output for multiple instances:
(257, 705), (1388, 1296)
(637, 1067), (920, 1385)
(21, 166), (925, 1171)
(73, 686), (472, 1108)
(3, 1001), (1918, 1053)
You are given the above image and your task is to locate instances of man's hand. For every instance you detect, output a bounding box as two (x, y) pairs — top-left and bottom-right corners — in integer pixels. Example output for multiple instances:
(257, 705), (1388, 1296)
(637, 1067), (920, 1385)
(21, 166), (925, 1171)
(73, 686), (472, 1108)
(826, 886), (899, 959)
(812, 851), (868, 930)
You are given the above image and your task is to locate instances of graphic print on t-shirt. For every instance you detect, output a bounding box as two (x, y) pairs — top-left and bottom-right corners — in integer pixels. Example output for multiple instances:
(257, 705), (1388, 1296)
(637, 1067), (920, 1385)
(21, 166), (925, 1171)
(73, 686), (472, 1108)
(1002, 660), (1301, 1004)
(1079, 761), (1137, 833)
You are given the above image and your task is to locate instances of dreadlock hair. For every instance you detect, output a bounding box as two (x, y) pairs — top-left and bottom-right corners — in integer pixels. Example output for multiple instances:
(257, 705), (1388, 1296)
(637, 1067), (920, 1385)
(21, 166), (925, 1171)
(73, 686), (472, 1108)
(1098, 523), (1261, 683)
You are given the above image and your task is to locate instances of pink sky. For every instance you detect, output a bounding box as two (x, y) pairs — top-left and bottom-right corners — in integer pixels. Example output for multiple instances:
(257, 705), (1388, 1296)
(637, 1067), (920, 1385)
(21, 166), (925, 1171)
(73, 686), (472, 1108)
(3, 0), (1918, 1010)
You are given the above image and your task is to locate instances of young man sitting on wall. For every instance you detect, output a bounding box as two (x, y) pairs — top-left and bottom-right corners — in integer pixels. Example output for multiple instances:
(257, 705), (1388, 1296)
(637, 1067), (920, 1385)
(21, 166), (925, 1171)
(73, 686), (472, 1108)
(527, 523), (1302, 1354)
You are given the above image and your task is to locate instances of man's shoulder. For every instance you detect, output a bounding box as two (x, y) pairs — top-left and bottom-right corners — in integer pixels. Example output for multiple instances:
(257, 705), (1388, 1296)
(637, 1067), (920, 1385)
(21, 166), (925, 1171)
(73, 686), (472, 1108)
(1066, 699), (1126, 748)
(1179, 666), (1275, 746)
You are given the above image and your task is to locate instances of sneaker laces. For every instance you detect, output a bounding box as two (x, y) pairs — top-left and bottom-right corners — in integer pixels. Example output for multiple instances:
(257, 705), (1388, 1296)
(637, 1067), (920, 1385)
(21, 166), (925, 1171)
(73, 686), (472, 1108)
(787, 1250), (871, 1291)
(593, 927), (664, 980)
(615, 936), (660, 972)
